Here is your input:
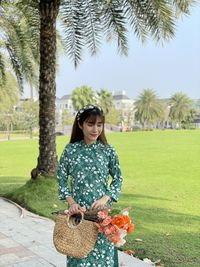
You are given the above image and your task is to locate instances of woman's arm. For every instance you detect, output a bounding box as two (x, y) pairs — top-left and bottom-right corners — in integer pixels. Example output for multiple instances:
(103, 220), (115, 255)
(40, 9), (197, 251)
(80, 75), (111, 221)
(106, 146), (123, 202)
(57, 145), (71, 200)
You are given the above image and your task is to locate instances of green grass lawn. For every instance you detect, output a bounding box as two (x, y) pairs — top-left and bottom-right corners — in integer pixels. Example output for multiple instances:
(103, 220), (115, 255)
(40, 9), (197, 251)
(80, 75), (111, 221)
(0, 130), (200, 267)
(0, 131), (32, 140)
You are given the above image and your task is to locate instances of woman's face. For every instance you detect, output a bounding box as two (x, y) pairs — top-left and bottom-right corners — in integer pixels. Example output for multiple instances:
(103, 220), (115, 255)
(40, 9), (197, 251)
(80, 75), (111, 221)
(80, 116), (103, 144)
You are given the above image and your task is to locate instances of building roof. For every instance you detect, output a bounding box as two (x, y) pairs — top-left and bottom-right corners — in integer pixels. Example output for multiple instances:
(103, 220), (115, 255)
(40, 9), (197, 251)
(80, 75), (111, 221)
(61, 95), (71, 100)
(113, 94), (130, 100)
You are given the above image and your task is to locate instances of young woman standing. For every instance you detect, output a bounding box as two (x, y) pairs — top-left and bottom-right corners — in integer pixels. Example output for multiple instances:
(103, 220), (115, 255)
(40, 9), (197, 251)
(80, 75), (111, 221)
(57, 105), (123, 267)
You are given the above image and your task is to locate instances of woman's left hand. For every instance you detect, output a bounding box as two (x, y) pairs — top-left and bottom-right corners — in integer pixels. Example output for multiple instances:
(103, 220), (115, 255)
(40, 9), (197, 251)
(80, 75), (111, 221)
(91, 195), (110, 210)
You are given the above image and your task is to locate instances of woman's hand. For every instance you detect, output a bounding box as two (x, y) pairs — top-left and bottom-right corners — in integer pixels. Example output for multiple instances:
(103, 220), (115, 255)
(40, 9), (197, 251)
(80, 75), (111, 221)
(65, 203), (86, 215)
(65, 196), (86, 215)
(91, 195), (110, 210)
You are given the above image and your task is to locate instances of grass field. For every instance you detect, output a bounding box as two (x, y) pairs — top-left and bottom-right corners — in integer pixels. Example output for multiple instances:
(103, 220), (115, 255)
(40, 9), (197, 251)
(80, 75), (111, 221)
(0, 130), (200, 267)
(0, 131), (32, 140)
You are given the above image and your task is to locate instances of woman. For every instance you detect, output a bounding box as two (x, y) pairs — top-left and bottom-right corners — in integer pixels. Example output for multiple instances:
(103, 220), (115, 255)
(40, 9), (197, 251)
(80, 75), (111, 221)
(57, 104), (123, 267)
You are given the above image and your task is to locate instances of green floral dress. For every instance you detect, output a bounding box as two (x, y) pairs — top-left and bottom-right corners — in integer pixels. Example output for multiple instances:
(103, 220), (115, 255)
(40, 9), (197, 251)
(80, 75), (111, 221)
(57, 140), (123, 267)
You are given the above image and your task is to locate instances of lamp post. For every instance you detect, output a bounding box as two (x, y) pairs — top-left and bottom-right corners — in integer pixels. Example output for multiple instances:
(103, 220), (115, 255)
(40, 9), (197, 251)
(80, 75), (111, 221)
(6, 113), (12, 140)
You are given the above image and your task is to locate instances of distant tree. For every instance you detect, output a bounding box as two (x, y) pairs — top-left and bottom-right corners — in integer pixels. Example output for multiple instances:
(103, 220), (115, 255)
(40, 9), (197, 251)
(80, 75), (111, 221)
(15, 100), (39, 138)
(62, 110), (74, 126)
(182, 109), (196, 129)
(154, 100), (170, 129)
(169, 92), (192, 128)
(71, 86), (96, 111)
(0, 71), (19, 138)
(97, 89), (113, 114)
(106, 107), (120, 126)
(134, 89), (163, 128)
(0, 72), (19, 114)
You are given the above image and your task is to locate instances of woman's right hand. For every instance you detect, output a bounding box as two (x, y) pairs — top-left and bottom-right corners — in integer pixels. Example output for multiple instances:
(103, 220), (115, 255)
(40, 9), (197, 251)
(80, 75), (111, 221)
(66, 203), (86, 215)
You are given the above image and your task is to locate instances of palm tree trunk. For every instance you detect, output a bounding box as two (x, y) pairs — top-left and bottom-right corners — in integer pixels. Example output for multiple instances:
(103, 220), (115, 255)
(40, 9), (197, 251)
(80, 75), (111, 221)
(31, 0), (60, 179)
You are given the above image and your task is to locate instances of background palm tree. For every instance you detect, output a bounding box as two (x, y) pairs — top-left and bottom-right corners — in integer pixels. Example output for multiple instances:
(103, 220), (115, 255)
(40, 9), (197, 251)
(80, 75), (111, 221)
(71, 85), (95, 111)
(0, 71), (19, 139)
(0, 72), (19, 114)
(0, 0), (39, 92)
(134, 89), (163, 128)
(97, 89), (113, 115)
(169, 92), (192, 128)
(17, 0), (195, 178)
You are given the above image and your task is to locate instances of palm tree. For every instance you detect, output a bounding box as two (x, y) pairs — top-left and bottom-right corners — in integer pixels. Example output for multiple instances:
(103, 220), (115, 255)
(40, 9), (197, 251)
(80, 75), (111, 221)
(0, 72), (19, 113)
(134, 89), (163, 128)
(71, 86), (95, 111)
(169, 92), (192, 128)
(0, 71), (19, 139)
(97, 89), (113, 115)
(20, 0), (195, 178)
(0, 0), (39, 92)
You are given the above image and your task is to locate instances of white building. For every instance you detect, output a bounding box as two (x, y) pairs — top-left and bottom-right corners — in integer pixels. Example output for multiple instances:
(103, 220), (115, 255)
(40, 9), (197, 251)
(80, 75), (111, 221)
(55, 95), (75, 114)
(112, 90), (135, 130)
(113, 90), (134, 110)
(55, 95), (75, 132)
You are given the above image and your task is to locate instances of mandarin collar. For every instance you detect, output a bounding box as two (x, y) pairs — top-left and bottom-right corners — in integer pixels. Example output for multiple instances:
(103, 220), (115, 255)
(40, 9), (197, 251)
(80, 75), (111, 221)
(80, 139), (100, 148)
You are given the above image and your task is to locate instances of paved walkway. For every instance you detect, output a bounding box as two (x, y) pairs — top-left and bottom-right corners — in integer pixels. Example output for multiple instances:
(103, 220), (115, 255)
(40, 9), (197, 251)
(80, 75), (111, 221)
(0, 197), (151, 267)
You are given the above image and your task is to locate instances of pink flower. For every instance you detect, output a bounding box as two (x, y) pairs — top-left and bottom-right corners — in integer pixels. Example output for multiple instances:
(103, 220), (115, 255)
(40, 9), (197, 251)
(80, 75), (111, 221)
(104, 225), (117, 235)
(95, 207), (135, 248)
(97, 210), (108, 219)
(101, 216), (112, 226)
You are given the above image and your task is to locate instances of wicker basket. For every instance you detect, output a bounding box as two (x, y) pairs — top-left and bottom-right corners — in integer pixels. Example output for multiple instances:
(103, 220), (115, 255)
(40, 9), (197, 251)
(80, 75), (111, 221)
(53, 212), (98, 258)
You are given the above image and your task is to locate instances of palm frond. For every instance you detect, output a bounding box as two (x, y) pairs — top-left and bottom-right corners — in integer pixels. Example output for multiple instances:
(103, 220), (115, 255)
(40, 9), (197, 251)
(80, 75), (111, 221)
(173, 0), (197, 16)
(82, 0), (102, 56)
(0, 53), (6, 86)
(5, 41), (23, 91)
(59, 0), (195, 66)
(60, 0), (85, 67)
(0, 0), (39, 92)
(102, 0), (128, 56)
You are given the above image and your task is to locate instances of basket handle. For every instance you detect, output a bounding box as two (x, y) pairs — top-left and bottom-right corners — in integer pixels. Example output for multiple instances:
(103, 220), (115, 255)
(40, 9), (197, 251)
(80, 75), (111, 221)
(66, 212), (84, 228)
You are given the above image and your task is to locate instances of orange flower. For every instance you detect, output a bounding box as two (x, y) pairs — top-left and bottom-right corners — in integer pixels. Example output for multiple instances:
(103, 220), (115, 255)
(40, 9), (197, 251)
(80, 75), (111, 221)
(95, 207), (135, 247)
(111, 215), (131, 229)
(111, 216), (124, 228)
(127, 223), (135, 233)
(124, 250), (135, 256)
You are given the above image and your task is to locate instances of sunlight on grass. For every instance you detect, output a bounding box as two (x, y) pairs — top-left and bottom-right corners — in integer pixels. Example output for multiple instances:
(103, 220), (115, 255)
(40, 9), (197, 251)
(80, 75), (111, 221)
(0, 130), (200, 267)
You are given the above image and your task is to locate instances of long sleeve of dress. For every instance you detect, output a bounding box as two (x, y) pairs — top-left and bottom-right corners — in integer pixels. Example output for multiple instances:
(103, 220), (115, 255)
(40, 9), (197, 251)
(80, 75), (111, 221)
(57, 145), (71, 200)
(106, 146), (123, 202)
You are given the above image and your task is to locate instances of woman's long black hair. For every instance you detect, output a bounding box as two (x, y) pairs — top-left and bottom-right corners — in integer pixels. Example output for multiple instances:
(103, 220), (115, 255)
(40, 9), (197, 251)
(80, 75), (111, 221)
(70, 105), (108, 144)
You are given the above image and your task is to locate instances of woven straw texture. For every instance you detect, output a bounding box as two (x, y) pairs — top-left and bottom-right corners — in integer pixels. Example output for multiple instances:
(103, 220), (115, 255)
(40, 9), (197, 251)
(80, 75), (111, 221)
(53, 212), (98, 258)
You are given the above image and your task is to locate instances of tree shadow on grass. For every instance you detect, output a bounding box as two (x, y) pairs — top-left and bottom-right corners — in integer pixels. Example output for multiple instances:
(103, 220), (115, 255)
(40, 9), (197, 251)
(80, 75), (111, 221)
(0, 176), (29, 183)
(127, 231), (200, 267)
(120, 193), (200, 225)
(0, 176), (28, 196)
(119, 193), (200, 267)
(122, 193), (172, 201)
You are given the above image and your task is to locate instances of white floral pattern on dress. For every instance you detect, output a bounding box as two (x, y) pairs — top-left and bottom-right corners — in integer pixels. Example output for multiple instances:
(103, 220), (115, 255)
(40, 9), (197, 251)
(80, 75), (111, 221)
(57, 140), (123, 267)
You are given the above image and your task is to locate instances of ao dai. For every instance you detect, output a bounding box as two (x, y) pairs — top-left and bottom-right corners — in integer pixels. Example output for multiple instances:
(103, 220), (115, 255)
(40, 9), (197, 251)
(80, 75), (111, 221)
(57, 140), (123, 267)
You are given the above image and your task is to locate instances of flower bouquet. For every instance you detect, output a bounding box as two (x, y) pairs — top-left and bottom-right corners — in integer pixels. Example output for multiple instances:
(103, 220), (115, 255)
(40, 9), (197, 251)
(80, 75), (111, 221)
(94, 207), (135, 247)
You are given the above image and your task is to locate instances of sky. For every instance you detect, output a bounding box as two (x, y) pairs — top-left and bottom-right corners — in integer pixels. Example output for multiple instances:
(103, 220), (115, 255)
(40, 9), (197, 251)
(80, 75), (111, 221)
(30, 3), (200, 100)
